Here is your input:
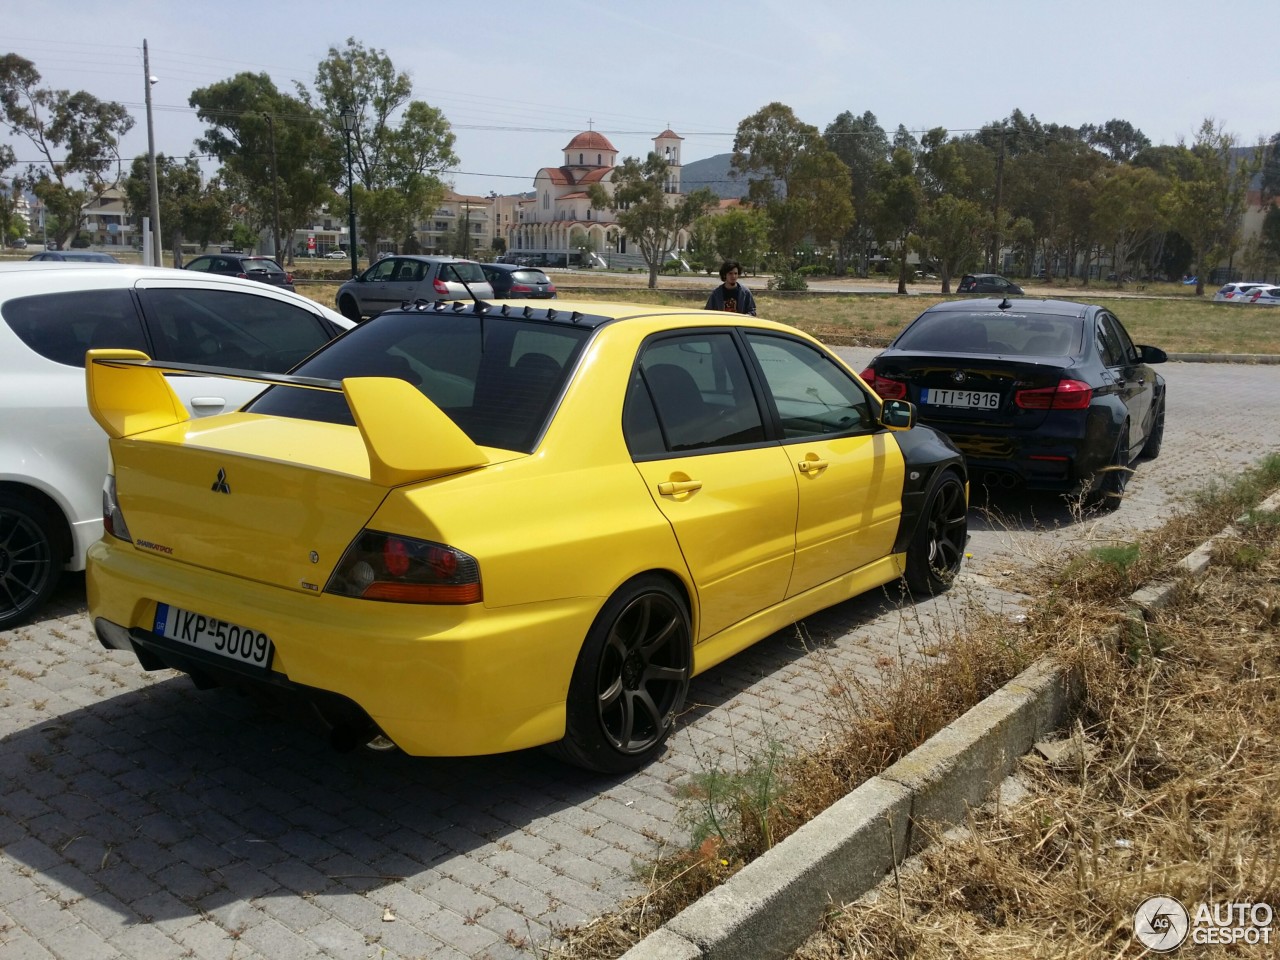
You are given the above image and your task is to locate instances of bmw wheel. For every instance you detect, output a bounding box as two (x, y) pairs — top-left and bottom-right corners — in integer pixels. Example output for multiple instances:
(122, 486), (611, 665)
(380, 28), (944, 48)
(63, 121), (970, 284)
(904, 471), (967, 596)
(548, 575), (692, 773)
(1085, 423), (1131, 512)
(0, 494), (63, 632)
(1140, 397), (1164, 459)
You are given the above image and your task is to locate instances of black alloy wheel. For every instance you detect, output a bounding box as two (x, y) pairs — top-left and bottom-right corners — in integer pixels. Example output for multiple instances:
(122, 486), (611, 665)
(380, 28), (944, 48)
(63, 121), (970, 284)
(1085, 423), (1132, 512)
(548, 576), (691, 773)
(1140, 398), (1164, 459)
(905, 471), (968, 596)
(0, 494), (61, 631)
(338, 295), (362, 322)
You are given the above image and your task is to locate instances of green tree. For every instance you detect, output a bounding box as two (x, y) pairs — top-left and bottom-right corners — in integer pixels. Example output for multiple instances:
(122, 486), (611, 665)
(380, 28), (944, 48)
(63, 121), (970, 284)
(1090, 165), (1168, 284)
(918, 195), (989, 293)
(189, 72), (339, 263)
(1163, 120), (1259, 295)
(731, 102), (853, 267)
(868, 142), (923, 295)
(0, 53), (134, 248)
(0, 144), (25, 243)
(587, 152), (715, 288)
(1080, 118), (1152, 163)
(713, 206), (771, 274)
(686, 215), (719, 275)
(823, 110), (890, 275)
(314, 39), (457, 267)
(122, 154), (228, 266)
(1262, 131), (1280, 201)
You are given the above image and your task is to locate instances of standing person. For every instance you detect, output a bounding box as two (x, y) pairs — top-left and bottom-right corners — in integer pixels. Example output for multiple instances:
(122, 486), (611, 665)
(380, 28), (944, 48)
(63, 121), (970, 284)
(704, 260), (757, 316)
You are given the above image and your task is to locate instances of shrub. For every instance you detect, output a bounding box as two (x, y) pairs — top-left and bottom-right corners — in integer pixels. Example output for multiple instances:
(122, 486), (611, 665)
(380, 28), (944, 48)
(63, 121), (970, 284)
(767, 267), (808, 291)
(662, 259), (685, 275)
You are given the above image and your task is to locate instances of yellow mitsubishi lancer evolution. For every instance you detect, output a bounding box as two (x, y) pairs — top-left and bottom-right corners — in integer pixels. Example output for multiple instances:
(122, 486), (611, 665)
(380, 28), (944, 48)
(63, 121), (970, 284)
(85, 299), (968, 773)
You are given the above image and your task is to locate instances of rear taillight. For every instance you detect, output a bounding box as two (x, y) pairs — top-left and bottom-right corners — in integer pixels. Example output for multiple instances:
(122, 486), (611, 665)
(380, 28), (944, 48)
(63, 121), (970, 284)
(284, 273), (293, 284)
(511, 284), (532, 293)
(102, 474), (132, 543)
(236, 272), (248, 279)
(433, 278), (449, 295)
(860, 367), (907, 400)
(325, 531), (481, 604)
(1014, 379), (1093, 410)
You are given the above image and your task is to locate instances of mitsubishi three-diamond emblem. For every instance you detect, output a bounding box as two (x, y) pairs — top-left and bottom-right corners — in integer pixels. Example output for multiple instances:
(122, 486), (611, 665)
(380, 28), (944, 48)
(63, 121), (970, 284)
(211, 468), (231, 494)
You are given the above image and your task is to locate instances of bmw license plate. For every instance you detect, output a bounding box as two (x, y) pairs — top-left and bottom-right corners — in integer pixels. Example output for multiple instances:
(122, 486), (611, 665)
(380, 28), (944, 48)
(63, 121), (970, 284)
(154, 603), (274, 669)
(922, 388), (1000, 409)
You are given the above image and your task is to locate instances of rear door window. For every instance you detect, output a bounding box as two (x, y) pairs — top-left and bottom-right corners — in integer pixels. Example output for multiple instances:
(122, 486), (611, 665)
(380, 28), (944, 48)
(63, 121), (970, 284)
(2, 289), (149, 366)
(139, 288), (335, 371)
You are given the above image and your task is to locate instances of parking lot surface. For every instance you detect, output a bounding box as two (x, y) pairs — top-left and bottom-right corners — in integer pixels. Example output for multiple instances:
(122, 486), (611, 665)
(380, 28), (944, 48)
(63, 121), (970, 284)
(3, 357), (1279, 959)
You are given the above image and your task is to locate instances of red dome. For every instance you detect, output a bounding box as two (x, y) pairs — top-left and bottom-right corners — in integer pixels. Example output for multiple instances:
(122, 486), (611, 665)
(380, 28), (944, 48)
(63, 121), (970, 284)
(562, 131), (618, 154)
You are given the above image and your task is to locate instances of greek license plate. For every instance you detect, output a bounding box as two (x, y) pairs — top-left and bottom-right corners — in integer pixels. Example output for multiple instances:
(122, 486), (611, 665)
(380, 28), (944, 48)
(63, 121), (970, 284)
(921, 388), (1000, 409)
(153, 603), (274, 669)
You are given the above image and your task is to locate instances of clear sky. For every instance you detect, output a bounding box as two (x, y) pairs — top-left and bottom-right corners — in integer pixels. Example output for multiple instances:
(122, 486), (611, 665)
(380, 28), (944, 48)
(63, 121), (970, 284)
(6, 0), (1277, 197)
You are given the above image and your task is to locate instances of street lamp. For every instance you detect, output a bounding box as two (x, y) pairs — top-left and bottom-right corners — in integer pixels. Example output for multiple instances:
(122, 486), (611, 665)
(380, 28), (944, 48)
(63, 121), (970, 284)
(340, 109), (358, 278)
(143, 40), (162, 267)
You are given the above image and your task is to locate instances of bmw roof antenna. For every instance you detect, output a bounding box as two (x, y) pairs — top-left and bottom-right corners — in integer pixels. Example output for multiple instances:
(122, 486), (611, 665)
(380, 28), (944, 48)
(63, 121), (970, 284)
(446, 263), (494, 312)
(998, 297), (1013, 310)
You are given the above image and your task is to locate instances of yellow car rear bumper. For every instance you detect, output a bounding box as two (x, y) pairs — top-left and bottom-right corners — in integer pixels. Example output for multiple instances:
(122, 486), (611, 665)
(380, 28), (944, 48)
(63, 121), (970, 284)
(87, 537), (604, 756)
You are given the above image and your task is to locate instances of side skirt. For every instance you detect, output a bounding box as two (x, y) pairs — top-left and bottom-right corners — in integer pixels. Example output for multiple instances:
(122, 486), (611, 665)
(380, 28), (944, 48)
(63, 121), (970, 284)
(692, 554), (906, 676)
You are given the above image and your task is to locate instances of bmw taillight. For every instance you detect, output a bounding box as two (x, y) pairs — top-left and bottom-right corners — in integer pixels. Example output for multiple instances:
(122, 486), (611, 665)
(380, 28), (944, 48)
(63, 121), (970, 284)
(1014, 379), (1093, 410)
(860, 367), (907, 400)
(325, 530), (481, 604)
(433, 278), (449, 295)
(102, 474), (133, 543)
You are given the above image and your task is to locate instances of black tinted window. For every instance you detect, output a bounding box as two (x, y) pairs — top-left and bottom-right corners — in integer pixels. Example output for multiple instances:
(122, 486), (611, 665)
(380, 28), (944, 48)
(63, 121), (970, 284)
(895, 312), (1082, 356)
(247, 312), (591, 453)
(140, 288), (333, 371)
(625, 333), (765, 455)
(3, 289), (148, 366)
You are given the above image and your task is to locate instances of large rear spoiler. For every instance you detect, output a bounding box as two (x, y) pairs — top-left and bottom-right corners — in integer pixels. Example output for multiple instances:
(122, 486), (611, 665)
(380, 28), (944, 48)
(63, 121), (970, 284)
(85, 350), (488, 486)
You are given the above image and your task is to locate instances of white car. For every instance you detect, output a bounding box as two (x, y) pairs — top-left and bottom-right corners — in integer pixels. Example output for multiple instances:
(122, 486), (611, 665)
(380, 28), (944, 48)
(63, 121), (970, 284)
(0, 263), (354, 629)
(1242, 285), (1280, 306)
(1213, 281), (1270, 303)
(324, 250), (349, 260)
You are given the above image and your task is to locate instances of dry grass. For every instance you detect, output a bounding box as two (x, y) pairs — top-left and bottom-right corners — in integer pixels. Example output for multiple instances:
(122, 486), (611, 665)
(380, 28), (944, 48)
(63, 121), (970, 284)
(541, 457), (1280, 960)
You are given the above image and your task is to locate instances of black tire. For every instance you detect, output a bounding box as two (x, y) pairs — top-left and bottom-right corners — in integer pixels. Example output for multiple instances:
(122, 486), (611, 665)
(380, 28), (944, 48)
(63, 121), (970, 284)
(904, 471), (968, 596)
(338, 294), (362, 323)
(546, 575), (692, 773)
(0, 493), (63, 631)
(1084, 423), (1131, 512)
(1140, 397), (1164, 459)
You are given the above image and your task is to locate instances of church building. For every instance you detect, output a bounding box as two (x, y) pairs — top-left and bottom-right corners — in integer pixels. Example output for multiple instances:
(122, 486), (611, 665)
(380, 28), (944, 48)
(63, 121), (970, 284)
(506, 128), (686, 268)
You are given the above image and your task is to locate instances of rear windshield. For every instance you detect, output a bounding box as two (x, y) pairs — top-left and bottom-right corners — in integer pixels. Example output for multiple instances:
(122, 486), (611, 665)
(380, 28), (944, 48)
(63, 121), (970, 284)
(894, 312), (1083, 356)
(241, 258), (285, 275)
(512, 270), (548, 283)
(439, 261), (486, 283)
(247, 311), (592, 452)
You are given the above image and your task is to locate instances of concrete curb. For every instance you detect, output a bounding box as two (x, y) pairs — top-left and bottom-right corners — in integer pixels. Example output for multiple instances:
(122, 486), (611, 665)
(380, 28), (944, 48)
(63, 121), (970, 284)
(620, 658), (1083, 960)
(619, 491), (1280, 960)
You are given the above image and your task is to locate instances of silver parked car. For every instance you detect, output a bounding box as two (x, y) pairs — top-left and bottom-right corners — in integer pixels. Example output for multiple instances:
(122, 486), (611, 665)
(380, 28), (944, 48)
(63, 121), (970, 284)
(336, 255), (494, 321)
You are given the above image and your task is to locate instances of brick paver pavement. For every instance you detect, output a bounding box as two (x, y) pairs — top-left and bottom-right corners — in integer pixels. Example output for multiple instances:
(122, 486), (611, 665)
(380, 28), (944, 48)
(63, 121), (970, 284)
(2, 356), (1277, 959)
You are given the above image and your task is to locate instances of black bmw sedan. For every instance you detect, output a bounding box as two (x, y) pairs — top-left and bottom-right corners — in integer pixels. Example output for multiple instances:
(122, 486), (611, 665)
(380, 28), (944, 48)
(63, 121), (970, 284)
(860, 297), (1167, 509)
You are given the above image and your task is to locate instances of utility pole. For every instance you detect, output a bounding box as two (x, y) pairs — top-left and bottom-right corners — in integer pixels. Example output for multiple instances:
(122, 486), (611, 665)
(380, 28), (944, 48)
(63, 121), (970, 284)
(143, 40), (162, 267)
(264, 112), (282, 262)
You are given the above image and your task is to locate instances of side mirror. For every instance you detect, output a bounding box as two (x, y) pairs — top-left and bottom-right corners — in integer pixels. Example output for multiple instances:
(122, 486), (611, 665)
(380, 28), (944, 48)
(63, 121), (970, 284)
(1137, 345), (1167, 364)
(879, 399), (915, 431)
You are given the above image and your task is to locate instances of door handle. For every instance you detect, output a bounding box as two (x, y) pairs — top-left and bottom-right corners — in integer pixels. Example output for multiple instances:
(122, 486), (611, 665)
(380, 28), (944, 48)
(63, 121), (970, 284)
(657, 479), (703, 496)
(797, 458), (829, 473)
